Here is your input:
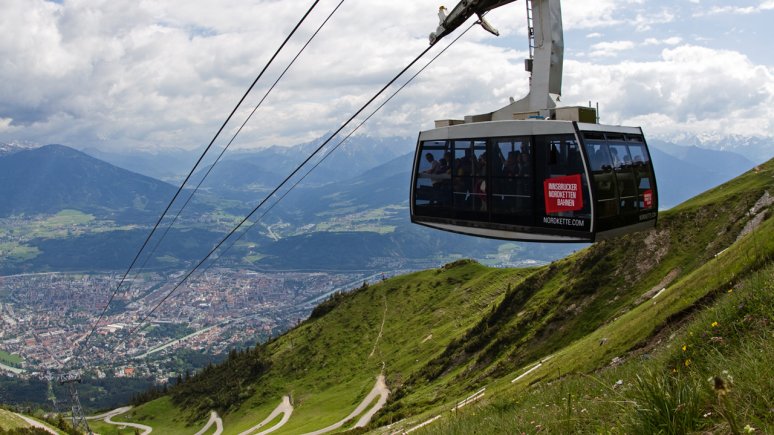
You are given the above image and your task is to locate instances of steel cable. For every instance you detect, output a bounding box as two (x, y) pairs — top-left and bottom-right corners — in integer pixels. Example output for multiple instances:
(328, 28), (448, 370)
(119, 0), (345, 300)
(195, 23), (478, 279)
(114, 41), (439, 348)
(73, 0), (322, 365)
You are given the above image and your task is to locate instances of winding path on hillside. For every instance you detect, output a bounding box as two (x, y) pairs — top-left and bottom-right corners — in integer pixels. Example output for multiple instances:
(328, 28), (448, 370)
(301, 375), (389, 435)
(89, 406), (152, 435)
(368, 292), (388, 358)
(238, 396), (293, 435)
(194, 411), (223, 435)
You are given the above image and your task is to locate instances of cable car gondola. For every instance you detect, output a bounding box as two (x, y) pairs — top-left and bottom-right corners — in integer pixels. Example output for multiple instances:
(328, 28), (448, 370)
(410, 0), (657, 242)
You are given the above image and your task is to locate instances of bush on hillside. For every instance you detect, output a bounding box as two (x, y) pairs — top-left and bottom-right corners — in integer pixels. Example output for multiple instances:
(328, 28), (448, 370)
(170, 345), (270, 420)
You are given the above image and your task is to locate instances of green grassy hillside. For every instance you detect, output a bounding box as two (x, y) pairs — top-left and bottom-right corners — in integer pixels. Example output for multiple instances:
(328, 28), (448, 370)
(0, 409), (28, 432)
(0, 408), (65, 435)
(109, 160), (774, 434)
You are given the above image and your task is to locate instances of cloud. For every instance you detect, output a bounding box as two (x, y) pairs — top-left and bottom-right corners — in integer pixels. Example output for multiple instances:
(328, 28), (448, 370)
(694, 1), (774, 16)
(563, 45), (774, 140)
(632, 10), (675, 31)
(0, 0), (772, 155)
(644, 37), (683, 46)
(588, 40), (636, 57)
(0, 0), (531, 151)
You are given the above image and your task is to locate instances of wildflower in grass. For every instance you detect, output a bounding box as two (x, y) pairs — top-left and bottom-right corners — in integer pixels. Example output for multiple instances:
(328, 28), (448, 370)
(684, 358), (691, 367)
(713, 376), (730, 396)
(728, 288), (733, 293)
(711, 321), (719, 328)
(744, 424), (756, 433)
(682, 344), (687, 352)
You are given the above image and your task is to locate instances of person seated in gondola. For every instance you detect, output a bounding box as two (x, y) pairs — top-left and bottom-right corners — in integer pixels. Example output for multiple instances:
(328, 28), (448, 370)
(435, 152), (452, 206)
(438, 152), (451, 173)
(518, 152), (531, 177)
(475, 152), (488, 211)
(502, 151), (519, 177)
(423, 153), (440, 175)
(610, 147), (623, 168)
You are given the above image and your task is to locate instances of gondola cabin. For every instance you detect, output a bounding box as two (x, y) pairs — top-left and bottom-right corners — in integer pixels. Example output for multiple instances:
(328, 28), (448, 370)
(410, 120), (658, 242)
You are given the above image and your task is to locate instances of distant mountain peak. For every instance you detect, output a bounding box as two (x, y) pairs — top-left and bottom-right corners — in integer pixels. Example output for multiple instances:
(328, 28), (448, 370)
(0, 144), (177, 220)
(0, 140), (40, 156)
(657, 133), (773, 163)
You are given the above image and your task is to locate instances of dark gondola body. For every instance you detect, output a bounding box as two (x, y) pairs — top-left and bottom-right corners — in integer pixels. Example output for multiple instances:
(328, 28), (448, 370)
(410, 120), (658, 242)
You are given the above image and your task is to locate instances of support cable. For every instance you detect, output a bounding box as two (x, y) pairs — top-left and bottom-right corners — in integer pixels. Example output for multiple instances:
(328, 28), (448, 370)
(82, 10), (457, 365)
(197, 23), (478, 277)
(121, 0), (345, 296)
(114, 40), (439, 348)
(104, 21), (450, 359)
(73, 0), (321, 363)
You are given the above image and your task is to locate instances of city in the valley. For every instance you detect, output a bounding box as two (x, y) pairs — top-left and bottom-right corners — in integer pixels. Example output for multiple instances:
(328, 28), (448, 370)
(0, 269), (388, 383)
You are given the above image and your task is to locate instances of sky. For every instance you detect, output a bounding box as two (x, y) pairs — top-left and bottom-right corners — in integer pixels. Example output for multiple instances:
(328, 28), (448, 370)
(1, 0), (773, 156)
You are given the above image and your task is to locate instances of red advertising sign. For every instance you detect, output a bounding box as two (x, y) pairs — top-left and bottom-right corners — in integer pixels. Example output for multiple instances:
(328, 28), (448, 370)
(544, 174), (583, 214)
(643, 189), (653, 209)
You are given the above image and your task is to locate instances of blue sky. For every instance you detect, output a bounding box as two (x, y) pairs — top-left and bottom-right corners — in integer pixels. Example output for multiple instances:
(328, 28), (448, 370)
(0, 0), (772, 158)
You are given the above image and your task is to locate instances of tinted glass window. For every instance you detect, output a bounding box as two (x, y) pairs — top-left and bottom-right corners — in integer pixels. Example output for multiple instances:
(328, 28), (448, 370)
(608, 144), (632, 169)
(627, 143), (656, 209)
(584, 142), (611, 172)
(627, 143), (649, 165)
(413, 140), (452, 214)
(491, 137), (533, 222)
(581, 134), (658, 230)
(452, 140), (487, 214)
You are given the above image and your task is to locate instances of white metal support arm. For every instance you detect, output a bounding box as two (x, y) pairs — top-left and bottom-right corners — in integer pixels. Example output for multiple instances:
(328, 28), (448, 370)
(430, 0), (564, 120)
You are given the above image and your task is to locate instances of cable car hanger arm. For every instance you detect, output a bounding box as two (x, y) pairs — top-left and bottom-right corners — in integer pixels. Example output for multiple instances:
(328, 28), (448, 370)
(430, 0), (517, 45)
(429, 0), (564, 119)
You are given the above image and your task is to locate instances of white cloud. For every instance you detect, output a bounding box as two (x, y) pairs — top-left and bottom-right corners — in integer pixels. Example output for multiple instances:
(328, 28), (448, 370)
(0, 0), (534, 151)
(694, 1), (774, 16)
(563, 45), (774, 140)
(644, 37), (683, 46)
(0, 0), (773, 155)
(588, 40), (636, 57)
(561, 0), (633, 30)
(632, 10), (675, 31)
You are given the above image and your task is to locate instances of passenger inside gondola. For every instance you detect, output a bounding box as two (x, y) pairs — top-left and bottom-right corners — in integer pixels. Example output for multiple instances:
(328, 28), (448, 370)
(503, 151), (519, 176)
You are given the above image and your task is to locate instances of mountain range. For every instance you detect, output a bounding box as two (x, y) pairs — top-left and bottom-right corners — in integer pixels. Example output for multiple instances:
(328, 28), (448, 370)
(0, 144), (176, 223)
(0, 136), (764, 274)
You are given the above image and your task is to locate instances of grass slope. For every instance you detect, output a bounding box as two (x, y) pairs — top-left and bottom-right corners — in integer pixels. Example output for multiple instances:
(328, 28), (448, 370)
(0, 409), (66, 435)
(418, 255), (774, 434)
(0, 409), (27, 431)
(122, 160), (774, 434)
